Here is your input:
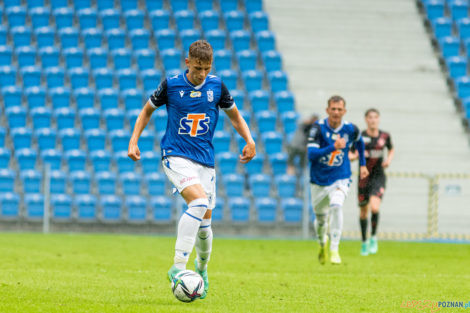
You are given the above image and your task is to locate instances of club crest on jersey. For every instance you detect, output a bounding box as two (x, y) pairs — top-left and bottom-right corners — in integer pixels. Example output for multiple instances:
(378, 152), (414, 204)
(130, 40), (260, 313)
(190, 90), (201, 98)
(207, 90), (214, 102)
(179, 113), (210, 137)
(179, 90), (184, 98)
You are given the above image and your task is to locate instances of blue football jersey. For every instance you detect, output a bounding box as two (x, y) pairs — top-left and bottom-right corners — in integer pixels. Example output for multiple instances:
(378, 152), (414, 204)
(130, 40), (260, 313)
(149, 70), (235, 167)
(307, 118), (365, 186)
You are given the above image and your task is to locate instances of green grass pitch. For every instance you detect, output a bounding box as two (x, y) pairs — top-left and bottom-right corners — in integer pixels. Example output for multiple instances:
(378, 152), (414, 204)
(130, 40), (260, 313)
(0, 233), (469, 313)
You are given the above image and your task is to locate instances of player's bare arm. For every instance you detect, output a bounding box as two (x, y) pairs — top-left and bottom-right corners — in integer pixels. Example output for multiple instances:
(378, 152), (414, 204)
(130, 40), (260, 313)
(128, 101), (156, 161)
(359, 166), (369, 179)
(225, 105), (256, 163)
(382, 147), (395, 168)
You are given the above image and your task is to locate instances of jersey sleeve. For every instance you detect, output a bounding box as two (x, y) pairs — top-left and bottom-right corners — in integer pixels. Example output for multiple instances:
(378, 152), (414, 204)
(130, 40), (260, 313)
(148, 79), (168, 109)
(307, 123), (336, 161)
(217, 82), (235, 111)
(386, 132), (393, 150)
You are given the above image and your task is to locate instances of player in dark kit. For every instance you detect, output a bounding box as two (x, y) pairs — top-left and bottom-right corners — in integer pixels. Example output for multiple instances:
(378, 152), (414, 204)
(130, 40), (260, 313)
(350, 108), (394, 256)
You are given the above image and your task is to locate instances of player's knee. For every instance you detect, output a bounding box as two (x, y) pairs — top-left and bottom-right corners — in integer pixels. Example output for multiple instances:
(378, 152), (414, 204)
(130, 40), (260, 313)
(330, 190), (346, 208)
(187, 198), (209, 219)
(315, 214), (327, 226)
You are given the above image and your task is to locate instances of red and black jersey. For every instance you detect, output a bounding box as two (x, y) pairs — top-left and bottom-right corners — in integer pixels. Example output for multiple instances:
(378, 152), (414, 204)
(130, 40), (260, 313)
(361, 130), (393, 176)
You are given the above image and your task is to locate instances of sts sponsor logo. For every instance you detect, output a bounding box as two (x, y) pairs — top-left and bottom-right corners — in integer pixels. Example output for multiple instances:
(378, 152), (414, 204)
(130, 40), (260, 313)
(319, 150), (344, 167)
(179, 113), (210, 137)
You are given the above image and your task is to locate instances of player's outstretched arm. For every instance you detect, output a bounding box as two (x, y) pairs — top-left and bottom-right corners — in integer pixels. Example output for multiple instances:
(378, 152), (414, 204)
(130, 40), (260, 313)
(382, 147), (395, 168)
(225, 106), (256, 163)
(128, 101), (156, 161)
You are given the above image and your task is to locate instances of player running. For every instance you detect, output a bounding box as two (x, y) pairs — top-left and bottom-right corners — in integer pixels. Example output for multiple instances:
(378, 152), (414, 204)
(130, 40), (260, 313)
(307, 95), (368, 265)
(128, 40), (256, 298)
(350, 108), (394, 256)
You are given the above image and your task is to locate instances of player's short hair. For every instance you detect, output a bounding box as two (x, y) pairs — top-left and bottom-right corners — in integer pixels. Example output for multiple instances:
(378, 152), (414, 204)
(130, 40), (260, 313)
(365, 108), (380, 117)
(188, 40), (213, 63)
(327, 95), (346, 107)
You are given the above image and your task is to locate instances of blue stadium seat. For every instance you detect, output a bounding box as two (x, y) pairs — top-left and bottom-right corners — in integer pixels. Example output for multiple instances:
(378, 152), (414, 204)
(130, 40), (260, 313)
(457, 17), (470, 41)
(170, 0), (189, 11)
(75, 194), (97, 220)
(106, 29), (127, 50)
(54, 107), (76, 129)
(244, 0), (263, 13)
(11, 127), (32, 150)
(112, 49), (133, 70)
(269, 152), (287, 175)
(90, 150), (111, 173)
(44, 67), (65, 89)
(175, 10), (195, 30)
(104, 108), (125, 131)
(99, 88), (119, 110)
(0, 192), (19, 218)
(237, 50), (257, 72)
(69, 67), (90, 89)
(121, 172), (141, 195)
(101, 195), (122, 221)
(16, 148), (37, 170)
(150, 10), (171, 30)
(88, 48), (108, 70)
(122, 88), (143, 111)
(238, 109), (251, 127)
(97, 0), (115, 11)
(117, 68), (138, 90)
(141, 151), (160, 173)
(36, 128), (57, 151)
(141, 69), (162, 91)
(224, 11), (245, 32)
(50, 87), (71, 110)
(135, 50), (157, 71)
(59, 27), (80, 49)
(21, 169), (42, 193)
(124, 9), (145, 31)
(432, 17), (452, 40)
(25, 194), (44, 218)
(115, 151), (135, 173)
(216, 152), (238, 174)
(126, 195), (147, 222)
(199, 10), (219, 32)
(54, 7), (74, 29)
(70, 170), (91, 194)
(155, 29), (177, 50)
(0, 66), (17, 87)
(450, 1), (468, 21)
(145, 172), (166, 195)
(41, 149), (62, 170)
(213, 49), (232, 71)
(7, 6), (27, 27)
(220, 0), (238, 12)
(49, 170), (66, 194)
(262, 50), (282, 72)
(281, 111), (299, 135)
(242, 70), (263, 92)
(255, 197), (277, 222)
(85, 129), (106, 151)
(80, 108), (101, 130)
(35, 27), (55, 49)
(0, 46), (13, 67)
(21, 66), (42, 87)
(51, 194), (72, 220)
(26, 87), (46, 109)
(447, 56), (467, 79)
(0, 128), (4, 147)
(0, 27), (5, 46)
(425, 0), (445, 21)
(218, 70), (238, 90)
(223, 173), (244, 197)
(262, 131), (283, 154)
(82, 28), (103, 50)
(27, 0), (46, 9)
(139, 130), (155, 152)
(151, 196), (172, 222)
(160, 48), (182, 71)
(211, 197), (224, 222)
(0, 148), (10, 169)
(66, 149), (87, 172)
(230, 89), (245, 110)
(74, 87), (95, 110)
(39, 47), (60, 69)
(180, 29), (202, 52)
(74, 0), (91, 10)
(60, 128), (81, 151)
(274, 91), (295, 113)
(78, 8), (98, 30)
(154, 109), (168, 131)
(110, 129), (131, 152)
(268, 70), (288, 92)
(30, 7), (51, 29)
(64, 48), (84, 69)
(230, 30), (251, 52)
(256, 31), (276, 52)
(275, 174), (296, 198)
(213, 131), (231, 153)
(93, 68), (115, 89)
(95, 171), (117, 195)
(281, 198), (303, 223)
(228, 197), (250, 222)
(215, 112), (227, 131)
(2, 86), (22, 109)
(249, 173), (271, 197)
(0, 169), (14, 192)
(249, 90), (269, 113)
(100, 9), (121, 31)
(146, 0), (164, 11)
(130, 29), (150, 50)
(6, 106), (27, 129)
(439, 36), (460, 58)
(249, 11), (268, 33)
(456, 76), (470, 98)
(255, 110), (276, 132)
(205, 30), (227, 50)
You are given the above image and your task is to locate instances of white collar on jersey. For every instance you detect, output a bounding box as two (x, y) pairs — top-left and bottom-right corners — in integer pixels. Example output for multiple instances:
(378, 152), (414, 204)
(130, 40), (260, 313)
(323, 118), (345, 132)
(183, 70), (207, 90)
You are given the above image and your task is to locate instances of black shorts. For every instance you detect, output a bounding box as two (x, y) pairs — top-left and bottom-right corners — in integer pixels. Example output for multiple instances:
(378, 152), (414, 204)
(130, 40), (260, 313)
(357, 173), (386, 206)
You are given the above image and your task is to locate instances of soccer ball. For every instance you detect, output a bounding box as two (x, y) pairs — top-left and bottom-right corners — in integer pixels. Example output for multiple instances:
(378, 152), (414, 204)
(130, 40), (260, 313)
(171, 270), (204, 302)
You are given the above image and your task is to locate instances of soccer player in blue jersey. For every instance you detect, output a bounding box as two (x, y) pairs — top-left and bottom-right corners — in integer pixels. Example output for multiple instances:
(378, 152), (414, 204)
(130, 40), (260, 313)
(307, 95), (368, 264)
(128, 40), (256, 298)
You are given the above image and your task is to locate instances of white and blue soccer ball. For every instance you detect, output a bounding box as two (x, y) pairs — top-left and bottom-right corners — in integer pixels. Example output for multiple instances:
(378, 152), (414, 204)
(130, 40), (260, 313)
(171, 270), (204, 302)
